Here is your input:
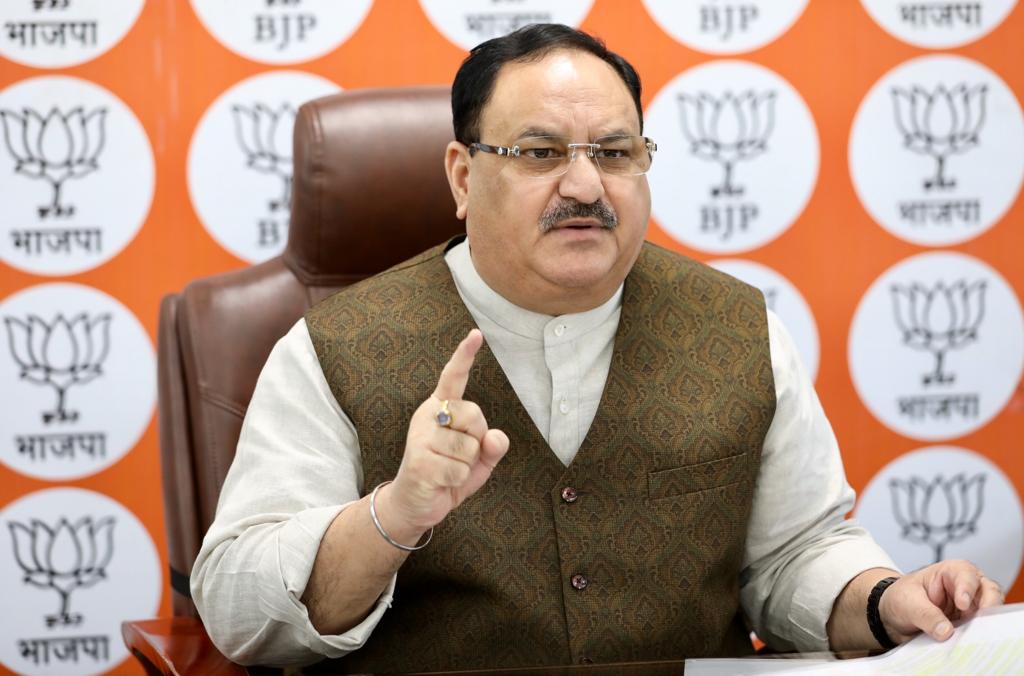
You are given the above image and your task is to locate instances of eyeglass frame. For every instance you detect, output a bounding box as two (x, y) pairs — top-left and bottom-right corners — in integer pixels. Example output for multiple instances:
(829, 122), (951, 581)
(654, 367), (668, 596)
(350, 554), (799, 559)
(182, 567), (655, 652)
(467, 134), (658, 178)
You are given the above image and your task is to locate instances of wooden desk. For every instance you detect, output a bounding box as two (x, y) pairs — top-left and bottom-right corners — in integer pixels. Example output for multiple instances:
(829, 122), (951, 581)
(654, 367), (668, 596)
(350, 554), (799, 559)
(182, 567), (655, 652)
(122, 617), (246, 676)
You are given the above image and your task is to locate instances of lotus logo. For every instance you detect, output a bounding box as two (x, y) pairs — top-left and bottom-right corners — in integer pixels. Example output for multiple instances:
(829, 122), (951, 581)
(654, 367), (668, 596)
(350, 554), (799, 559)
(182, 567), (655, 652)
(0, 106), (108, 218)
(891, 280), (985, 386)
(890, 473), (985, 562)
(892, 83), (987, 191)
(231, 102), (296, 213)
(3, 313), (112, 423)
(8, 516), (116, 627)
(677, 90), (776, 197)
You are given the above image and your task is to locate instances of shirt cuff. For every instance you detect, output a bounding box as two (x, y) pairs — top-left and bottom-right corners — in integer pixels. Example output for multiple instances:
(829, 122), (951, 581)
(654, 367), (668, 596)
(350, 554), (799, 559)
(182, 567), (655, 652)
(256, 502), (397, 658)
(785, 536), (900, 651)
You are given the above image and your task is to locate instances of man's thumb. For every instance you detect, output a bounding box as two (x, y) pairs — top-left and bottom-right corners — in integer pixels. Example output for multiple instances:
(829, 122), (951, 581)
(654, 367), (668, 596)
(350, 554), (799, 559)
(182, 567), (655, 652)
(910, 601), (954, 641)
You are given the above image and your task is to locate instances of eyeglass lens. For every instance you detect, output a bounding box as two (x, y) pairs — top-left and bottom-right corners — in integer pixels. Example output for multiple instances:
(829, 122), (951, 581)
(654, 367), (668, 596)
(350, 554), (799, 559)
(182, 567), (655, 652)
(512, 136), (653, 177)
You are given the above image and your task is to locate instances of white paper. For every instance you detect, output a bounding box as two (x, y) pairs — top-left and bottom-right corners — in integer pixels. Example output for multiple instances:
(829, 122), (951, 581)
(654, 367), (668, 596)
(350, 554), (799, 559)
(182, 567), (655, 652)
(684, 657), (833, 675)
(685, 603), (1024, 676)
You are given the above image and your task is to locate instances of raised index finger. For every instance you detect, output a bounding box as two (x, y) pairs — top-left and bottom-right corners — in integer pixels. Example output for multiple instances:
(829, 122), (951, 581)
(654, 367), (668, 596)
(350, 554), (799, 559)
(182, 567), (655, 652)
(434, 329), (483, 401)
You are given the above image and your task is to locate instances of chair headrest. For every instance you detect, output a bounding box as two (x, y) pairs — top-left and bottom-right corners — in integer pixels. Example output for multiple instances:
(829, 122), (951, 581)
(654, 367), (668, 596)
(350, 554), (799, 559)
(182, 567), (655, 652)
(286, 86), (466, 286)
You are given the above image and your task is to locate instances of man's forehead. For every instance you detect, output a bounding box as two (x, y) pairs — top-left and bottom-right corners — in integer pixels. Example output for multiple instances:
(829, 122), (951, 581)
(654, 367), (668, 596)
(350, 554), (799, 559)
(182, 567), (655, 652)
(479, 49), (639, 137)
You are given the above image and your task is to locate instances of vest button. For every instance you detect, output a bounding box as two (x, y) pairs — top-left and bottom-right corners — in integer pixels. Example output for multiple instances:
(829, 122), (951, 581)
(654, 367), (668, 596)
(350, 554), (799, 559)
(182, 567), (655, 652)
(560, 486), (578, 503)
(571, 574), (588, 590)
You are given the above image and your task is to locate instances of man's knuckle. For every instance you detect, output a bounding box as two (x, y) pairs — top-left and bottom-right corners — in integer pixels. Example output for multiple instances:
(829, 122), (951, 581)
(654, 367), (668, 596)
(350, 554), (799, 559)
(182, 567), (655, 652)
(464, 401), (483, 421)
(451, 432), (470, 457)
(465, 441), (481, 464)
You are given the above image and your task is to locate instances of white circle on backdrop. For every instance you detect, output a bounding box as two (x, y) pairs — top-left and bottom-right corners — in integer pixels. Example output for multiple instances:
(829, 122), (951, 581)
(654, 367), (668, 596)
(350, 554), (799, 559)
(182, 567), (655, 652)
(854, 446), (1023, 592)
(188, 70), (340, 264)
(708, 258), (820, 381)
(0, 76), (155, 276)
(0, 283), (156, 481)
(0, 0), (144, 69)
(859, 0), (1017, 49)
(645, 60), (819, 254)
(849, 55), (1024, 247)
(848, 252), (1024, 441)
(419, 0), (594, 50)
(642, 0), (808, 54)
(0, 487), (161, 676)
(189, 0), (372, 65)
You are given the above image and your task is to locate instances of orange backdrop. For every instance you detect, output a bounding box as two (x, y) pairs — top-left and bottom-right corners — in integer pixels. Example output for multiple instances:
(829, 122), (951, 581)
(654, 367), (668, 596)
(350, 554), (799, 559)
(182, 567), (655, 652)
(0, 2), (1021, 674)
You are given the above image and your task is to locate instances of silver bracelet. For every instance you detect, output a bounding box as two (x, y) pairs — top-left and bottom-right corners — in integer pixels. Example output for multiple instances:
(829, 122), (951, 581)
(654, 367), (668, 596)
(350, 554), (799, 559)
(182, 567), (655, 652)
(369, 480), (433, 552)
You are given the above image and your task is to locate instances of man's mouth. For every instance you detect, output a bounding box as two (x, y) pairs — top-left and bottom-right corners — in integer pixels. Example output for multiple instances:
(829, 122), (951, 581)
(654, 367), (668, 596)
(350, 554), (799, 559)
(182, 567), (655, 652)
(555, 219), (603, 230)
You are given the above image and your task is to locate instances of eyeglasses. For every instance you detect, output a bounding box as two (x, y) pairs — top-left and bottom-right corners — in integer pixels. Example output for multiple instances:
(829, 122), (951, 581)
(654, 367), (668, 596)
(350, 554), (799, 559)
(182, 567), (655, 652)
(469, 135), (657, 178)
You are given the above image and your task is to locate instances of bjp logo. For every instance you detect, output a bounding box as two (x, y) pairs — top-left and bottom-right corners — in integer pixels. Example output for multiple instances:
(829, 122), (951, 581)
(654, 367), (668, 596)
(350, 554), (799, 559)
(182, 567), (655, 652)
(676, 90), (776, 198)
(8, 516), (116, 627)
(891, 83), (987, 192)
(890, 473), (986, 562)
(0, 106), (108, 218)
(3, 313), (112, 423)
(890, 279), (985, 386)
(230, 102), (296, 214)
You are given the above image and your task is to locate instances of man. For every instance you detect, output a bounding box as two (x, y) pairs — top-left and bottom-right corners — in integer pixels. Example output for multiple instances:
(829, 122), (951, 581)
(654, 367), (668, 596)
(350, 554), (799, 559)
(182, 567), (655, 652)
(192, 24), (1003, 671)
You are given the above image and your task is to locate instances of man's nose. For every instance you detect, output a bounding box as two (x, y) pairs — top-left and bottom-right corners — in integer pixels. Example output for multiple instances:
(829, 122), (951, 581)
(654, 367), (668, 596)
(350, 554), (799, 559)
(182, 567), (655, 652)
(558, 147), (605, 204)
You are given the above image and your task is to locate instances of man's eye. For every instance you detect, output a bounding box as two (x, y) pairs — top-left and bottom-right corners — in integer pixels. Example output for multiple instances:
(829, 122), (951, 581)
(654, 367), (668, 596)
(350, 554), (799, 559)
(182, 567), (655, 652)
(523, 147), (561, 159)
(597, 148), (630, 159)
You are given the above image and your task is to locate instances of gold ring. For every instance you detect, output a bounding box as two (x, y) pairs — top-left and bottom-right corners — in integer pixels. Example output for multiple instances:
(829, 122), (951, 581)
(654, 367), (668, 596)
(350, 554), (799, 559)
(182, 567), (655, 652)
(435, 399), (453, 428)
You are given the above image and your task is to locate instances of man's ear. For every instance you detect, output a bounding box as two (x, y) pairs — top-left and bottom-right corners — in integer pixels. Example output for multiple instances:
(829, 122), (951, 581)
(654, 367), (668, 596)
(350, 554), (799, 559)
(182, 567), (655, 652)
(445, 141), (470, 220)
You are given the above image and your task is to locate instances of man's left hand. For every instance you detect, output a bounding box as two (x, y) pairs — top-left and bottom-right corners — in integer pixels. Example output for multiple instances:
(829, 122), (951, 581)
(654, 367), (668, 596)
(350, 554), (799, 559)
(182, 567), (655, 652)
(879, 560), (1004, 643)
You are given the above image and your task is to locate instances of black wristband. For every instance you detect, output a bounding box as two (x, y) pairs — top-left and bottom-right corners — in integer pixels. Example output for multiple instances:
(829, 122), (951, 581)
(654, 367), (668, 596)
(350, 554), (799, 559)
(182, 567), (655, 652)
(866, 576), (899, 650)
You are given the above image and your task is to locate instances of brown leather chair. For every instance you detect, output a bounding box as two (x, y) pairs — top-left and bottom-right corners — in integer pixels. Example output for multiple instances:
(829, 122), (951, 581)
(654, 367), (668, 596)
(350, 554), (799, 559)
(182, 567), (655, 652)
(123, 86), (464, 674)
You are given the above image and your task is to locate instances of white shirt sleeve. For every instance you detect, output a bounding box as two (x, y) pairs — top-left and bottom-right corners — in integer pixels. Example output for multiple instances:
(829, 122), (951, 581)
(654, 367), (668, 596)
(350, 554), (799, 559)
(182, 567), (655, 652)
(739, 310), (899, 652)
(190, 319), (394, 667)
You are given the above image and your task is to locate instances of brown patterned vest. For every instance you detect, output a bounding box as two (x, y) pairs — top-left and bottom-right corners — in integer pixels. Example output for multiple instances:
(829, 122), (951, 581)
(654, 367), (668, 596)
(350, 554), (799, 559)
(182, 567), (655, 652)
(305, 238), (776, 672)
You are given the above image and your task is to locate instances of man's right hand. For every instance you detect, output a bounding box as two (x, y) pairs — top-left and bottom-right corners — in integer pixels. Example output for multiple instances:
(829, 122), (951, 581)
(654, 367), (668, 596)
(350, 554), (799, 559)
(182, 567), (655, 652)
(377, 329), (510, 535)
(301, 330), (508, 633)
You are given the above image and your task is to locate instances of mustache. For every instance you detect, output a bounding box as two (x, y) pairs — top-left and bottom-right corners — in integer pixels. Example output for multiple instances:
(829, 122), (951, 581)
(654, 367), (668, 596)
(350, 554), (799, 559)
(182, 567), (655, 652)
(538, 199), (618, 233)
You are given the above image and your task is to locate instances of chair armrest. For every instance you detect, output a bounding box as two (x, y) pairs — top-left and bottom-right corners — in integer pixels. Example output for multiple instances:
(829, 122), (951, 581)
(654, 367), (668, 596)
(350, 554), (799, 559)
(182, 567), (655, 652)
(122, 617), (246, 676)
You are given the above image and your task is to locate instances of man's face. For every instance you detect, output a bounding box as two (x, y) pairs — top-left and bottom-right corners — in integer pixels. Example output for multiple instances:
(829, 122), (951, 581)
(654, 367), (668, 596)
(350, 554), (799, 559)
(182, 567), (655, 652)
(446, 49), (651, 315)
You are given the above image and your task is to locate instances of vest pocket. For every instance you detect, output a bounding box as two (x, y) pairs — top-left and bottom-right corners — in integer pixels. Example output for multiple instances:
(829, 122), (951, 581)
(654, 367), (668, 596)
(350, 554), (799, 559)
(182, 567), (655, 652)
(647, 453), (747, 501)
